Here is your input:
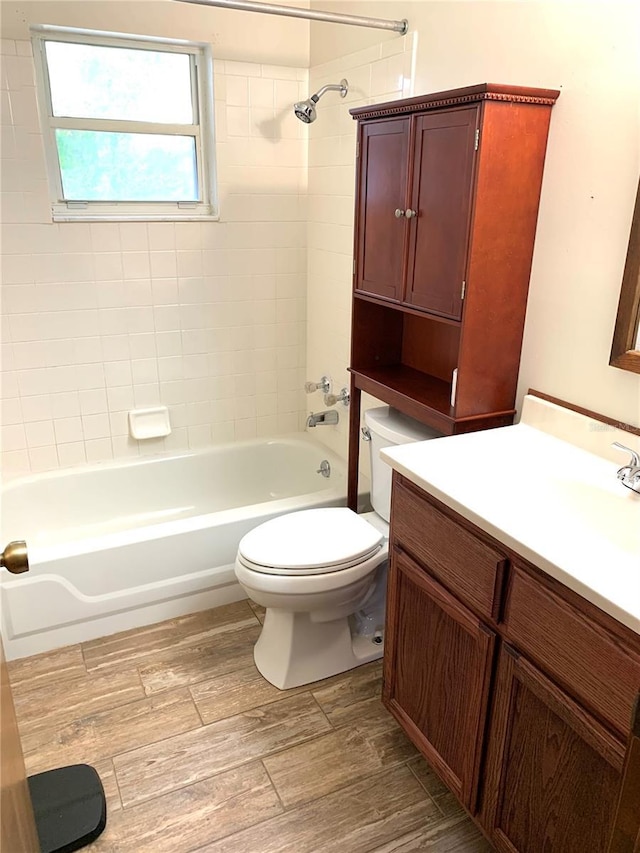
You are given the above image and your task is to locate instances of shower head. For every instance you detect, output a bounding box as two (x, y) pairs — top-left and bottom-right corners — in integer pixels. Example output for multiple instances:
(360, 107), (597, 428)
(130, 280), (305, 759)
(294, 78), (348, 124)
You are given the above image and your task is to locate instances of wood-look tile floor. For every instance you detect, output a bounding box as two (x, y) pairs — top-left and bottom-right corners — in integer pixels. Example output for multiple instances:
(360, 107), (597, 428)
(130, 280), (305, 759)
(9, 600), (493, 853)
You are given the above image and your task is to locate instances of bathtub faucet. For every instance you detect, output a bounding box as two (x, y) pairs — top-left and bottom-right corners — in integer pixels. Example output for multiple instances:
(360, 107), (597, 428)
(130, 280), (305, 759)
(306, 410), (339, 428)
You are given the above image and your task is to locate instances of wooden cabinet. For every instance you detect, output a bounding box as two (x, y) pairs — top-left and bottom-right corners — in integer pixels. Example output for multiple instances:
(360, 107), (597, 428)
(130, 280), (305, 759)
(405, 107), (478, 317)
(608, 696), (640, 852)
(385, 473), (640, 852)
(483, 646), (624, 853)
(347, 84), (559, 509)
(357, 105), (478, 319)
(356, 118), (411, 302)
(383, 547), (495, 811)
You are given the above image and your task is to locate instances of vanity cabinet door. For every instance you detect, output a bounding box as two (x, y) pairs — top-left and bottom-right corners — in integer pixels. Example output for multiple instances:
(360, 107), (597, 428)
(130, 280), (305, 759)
(383, 546), (496, 812)
(355, 118), (411, 302)
(482, 645), (625, 853)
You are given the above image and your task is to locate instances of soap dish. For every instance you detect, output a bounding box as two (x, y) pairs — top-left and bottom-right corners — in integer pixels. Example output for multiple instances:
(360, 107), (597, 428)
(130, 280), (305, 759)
(128, 407), (171, 440)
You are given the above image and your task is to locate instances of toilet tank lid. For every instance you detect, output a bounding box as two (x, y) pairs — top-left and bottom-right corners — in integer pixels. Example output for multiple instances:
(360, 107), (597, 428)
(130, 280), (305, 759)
(364, 406), (443, 445)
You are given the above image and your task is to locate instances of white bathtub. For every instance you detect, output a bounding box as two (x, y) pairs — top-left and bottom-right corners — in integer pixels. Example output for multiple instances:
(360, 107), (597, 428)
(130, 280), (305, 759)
(0, 436), (346, 659)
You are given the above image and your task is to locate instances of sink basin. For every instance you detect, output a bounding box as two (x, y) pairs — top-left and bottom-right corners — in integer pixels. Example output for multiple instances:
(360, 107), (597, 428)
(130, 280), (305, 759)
(549, 471), (640, 556)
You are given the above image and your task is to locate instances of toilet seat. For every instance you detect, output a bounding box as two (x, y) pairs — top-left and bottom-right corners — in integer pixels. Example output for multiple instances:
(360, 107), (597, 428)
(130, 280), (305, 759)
(237, 507), (384, 576)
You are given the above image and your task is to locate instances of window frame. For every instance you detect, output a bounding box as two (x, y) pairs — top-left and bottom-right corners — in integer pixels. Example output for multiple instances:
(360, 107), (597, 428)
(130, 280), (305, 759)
(31, 25), (218, 222)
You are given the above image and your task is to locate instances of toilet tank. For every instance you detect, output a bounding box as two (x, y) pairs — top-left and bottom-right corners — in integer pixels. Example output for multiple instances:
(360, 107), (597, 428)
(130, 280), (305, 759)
(364, 407), (442, 522)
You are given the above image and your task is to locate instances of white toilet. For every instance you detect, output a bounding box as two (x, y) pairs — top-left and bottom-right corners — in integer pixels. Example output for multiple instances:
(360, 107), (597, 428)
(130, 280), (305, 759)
(234, 406), (442, 689)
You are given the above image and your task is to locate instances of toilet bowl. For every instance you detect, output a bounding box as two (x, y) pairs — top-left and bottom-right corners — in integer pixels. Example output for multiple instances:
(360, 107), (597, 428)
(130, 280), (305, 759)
(234, 406), (442, 689)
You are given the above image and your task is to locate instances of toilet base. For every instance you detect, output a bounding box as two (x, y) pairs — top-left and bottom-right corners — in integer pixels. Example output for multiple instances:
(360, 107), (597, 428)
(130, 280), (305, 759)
(253, 608), (383, 689)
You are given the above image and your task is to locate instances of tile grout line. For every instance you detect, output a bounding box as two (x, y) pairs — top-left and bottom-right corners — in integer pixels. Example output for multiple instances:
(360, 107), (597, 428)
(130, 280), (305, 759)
(405, 756), (451, 819)
(79, 642), (90, 674)
(260, 758), (287, 812)
(308, 689), (336, 731)
(108, 756), (125, 813)
(189, 685), (207, 727)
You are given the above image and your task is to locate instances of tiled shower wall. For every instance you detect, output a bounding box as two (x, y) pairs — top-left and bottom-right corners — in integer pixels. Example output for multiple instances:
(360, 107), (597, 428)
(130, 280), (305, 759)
(305, 35), (415, 474)
(1, 39), (309, 477)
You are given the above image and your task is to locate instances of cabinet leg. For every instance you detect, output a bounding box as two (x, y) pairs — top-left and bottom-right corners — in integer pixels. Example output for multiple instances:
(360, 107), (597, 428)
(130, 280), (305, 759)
(347, 379), (361, 511)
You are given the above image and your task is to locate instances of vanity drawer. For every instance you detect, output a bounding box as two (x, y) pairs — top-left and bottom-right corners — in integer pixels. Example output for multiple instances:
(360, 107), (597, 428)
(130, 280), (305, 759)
(505, 566), (640, 737)
(391, 476), (506, 619)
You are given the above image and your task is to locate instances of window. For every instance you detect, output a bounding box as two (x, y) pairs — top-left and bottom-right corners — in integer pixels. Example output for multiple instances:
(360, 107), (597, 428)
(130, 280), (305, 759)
(31, 26), (217, 220)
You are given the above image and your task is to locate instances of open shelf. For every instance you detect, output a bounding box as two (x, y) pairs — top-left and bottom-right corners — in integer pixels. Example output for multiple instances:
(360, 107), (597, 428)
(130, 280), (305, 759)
(350, 365), (516, 435)
(350, 365), (454, 433)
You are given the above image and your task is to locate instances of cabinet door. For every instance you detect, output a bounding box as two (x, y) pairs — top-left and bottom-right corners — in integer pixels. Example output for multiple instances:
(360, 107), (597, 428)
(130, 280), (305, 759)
(355, 118), (411, 302)
(405, 106), (478, 319)
(483, 645), (625, 853)
(607, 692), (640, 853)
(383, 546), (496, 812)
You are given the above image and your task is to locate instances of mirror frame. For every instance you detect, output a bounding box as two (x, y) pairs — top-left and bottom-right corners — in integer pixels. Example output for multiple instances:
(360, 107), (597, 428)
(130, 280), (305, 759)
(610, 179), (640, 374)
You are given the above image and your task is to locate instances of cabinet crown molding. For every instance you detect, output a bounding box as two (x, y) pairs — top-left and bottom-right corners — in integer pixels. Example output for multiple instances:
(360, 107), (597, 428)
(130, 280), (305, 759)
(350, 83), (560, 121)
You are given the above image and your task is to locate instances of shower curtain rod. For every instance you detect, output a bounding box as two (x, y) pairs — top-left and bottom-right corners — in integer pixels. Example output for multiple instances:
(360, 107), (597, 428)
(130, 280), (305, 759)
(175, 0), (408, 35)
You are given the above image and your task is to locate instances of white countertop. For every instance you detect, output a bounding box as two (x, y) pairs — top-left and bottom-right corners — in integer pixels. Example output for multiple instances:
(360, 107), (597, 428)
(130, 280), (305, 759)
(380, 397), (640, 635)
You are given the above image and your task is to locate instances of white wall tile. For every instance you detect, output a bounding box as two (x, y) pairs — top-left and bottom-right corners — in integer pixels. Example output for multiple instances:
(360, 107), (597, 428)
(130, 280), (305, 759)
(147, 223), (175, 251)
(51, 392), (80, 419)
(27, 445), (58, 470)
(85, 438), (113, 462)
(82, 413), (111, 440)
(24, 419), (55, 447)
(106, 385), (135, 412)
(57, 441), (87, 467)
(90, 223), (121, 253)
(150, 251), (177, 279)
(2, 423), (26, 451)
(54, 416), (83, 444)
(226, 76), (249, 106)
(175, 223), (203, 251)
(119, 223), (148, 251)
(122, 252), (150, 280)
(79, 389), (108, 416)
(93, 252), (124, 282)
(20, 394), (51, 422)
(104, 361), (133, 387)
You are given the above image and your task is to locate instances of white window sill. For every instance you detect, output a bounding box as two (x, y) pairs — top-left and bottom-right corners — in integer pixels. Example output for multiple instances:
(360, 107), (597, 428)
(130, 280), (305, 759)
(52, 212), (221, 223)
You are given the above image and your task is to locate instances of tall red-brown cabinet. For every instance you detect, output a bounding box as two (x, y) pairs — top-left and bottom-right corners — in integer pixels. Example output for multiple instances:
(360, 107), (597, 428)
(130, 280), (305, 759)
(347, 84), (560, 508)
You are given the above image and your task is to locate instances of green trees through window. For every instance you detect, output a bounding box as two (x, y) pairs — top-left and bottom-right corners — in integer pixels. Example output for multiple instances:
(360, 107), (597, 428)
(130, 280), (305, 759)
(55, 130), (198, 201)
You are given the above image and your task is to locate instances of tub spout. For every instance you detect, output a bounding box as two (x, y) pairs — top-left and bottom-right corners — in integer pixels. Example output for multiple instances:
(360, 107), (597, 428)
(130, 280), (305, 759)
(306, 410), (339, 428)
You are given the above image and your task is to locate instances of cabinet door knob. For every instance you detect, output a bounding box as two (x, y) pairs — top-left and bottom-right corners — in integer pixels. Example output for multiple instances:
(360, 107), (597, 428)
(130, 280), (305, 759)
(405, 208), (418, 219)
(394, 208), (405, 218)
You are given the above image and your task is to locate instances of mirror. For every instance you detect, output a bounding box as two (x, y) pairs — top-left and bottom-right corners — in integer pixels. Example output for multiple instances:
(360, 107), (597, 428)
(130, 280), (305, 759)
(610, 178), (640, 374)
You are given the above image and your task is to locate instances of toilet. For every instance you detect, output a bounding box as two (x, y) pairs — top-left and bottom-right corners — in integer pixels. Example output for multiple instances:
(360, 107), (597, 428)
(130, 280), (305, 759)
(234, 406), (442, 689)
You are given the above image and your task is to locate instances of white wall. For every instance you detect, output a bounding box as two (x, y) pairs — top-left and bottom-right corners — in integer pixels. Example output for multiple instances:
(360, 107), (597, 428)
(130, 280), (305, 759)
(310, 0), (640, 429)
(1, 9), (310, 476)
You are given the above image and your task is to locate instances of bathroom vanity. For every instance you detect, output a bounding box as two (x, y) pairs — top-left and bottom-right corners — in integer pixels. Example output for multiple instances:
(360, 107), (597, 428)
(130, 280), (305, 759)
(381, 392), (640, 852)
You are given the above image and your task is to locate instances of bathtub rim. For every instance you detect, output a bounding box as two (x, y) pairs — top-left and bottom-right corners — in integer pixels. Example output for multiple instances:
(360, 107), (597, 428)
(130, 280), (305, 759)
(1, 431), (345, 491)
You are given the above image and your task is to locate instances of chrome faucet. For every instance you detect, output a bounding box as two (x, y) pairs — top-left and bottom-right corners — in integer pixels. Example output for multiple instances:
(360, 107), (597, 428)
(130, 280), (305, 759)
(306, 410), (339, 428)
(612, 442), (640, 494)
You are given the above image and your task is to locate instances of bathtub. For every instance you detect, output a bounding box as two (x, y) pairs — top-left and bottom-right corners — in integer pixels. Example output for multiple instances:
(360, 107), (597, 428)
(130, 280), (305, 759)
(0, 436), (346, 659)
